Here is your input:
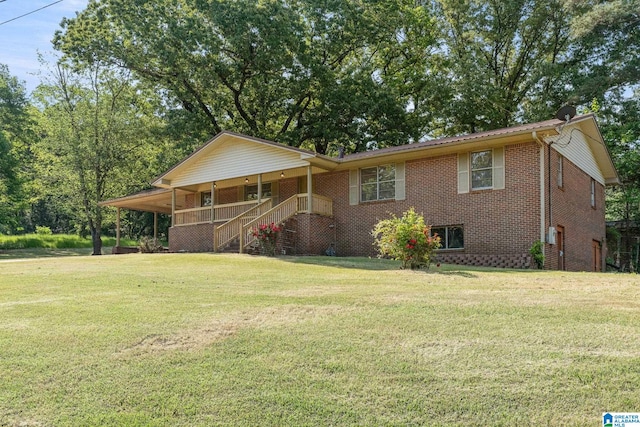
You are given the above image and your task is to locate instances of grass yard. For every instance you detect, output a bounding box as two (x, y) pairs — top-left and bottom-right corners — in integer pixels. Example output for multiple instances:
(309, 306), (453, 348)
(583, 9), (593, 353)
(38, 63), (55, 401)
(0, 254), (638, 426)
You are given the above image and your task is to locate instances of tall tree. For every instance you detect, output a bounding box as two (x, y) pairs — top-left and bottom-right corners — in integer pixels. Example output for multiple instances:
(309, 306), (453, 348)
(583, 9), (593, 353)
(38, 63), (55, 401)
(430, 0), (579, 134)
(53, 0), (438, 154)
(0, 65), (32, 234)
(33, 63), (165, 254)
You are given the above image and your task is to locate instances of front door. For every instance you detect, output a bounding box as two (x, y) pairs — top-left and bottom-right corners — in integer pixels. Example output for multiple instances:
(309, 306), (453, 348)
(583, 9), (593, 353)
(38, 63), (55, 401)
(557, 225), (565, 271)
(592, 240), (602, 272)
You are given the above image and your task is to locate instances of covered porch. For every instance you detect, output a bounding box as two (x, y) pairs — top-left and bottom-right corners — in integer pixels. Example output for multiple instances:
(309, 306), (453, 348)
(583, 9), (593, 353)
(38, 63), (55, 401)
(100, 131), (338, 253)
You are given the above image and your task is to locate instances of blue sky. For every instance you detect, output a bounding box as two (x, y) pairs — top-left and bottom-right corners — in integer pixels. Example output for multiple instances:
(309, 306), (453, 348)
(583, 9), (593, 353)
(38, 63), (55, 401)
(0, 0), (88, 93)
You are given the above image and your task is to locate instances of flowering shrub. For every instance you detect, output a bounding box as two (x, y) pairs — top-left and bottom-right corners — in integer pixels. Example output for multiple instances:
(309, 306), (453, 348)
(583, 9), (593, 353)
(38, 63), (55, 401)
(251, 222), (281, 256)
(371, 208), (441, 270)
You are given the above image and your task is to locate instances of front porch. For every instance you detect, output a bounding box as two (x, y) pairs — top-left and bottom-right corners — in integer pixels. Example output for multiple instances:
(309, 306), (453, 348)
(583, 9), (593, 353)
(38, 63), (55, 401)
(100, 131), (339, 254)
(170, 192), (333, 253)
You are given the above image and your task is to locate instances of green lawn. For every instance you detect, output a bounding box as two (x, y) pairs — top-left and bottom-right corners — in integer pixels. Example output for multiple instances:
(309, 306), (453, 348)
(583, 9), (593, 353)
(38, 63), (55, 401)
(0, 254), (638, 426)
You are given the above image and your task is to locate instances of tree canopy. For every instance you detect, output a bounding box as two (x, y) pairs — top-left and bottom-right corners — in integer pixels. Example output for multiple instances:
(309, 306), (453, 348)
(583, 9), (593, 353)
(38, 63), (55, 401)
(0, 65), (32, 233)
(54, 0), (439, 154)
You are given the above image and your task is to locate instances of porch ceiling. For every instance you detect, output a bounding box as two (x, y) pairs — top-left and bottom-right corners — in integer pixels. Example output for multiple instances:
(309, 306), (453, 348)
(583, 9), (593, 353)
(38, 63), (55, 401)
(99, 188), (189, 214)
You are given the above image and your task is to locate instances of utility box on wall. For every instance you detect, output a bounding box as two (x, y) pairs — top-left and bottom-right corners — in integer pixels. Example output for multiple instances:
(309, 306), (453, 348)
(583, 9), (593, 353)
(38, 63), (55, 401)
(547, 226), (557, 245)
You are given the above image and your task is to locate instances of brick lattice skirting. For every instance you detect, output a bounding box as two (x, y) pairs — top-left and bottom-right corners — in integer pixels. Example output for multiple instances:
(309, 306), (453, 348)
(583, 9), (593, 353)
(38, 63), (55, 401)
(436, 253), (532, 269)
(169, 223), (216, 252)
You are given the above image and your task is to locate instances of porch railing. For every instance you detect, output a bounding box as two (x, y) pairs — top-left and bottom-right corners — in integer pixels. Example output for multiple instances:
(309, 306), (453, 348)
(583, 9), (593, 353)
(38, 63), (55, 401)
(213, 199), (273, 251)
(296, 193), (333, 216)
(174, 200), (264, 226)
(240, 193), (333, 252)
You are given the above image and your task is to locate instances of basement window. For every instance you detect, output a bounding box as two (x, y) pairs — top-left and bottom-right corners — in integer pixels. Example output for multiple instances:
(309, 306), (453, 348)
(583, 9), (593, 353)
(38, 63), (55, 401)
(431, 225), (464, 250)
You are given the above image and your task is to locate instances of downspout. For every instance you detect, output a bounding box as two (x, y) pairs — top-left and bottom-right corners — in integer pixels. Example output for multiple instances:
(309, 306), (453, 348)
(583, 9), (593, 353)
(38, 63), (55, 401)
(532, 131), (546, 253)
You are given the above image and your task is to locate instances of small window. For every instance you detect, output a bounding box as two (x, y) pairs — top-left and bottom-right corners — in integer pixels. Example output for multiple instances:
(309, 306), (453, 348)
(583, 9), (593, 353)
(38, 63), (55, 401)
(557, 155), (564, 188)
(590, 179), (596, 208)
(360, 164), (395, 202)
(245, 183), (272, 201)
(470, 150), (493, 190)
(201, 191), (212, 207)
(431, 225), (464, 250)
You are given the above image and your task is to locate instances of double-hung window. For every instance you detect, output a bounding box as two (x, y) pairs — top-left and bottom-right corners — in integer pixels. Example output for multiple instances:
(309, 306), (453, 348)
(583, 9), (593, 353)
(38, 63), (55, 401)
(470, 150), (493, 190)
(360, 164), (395, 202)
(431, 225), (464, 250)
(458, 147), (504, 193)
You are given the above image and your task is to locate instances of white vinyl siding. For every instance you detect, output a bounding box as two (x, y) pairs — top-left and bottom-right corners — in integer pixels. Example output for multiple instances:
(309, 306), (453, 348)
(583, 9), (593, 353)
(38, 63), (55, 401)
(169, 138), (310, 188)
(550, 127), (605, 185)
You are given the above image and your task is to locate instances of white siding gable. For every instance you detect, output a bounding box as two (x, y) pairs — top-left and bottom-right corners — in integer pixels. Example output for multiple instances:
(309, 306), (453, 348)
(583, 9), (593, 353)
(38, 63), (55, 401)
(169, 138), (311, 188)
(549, 125), (605, 185)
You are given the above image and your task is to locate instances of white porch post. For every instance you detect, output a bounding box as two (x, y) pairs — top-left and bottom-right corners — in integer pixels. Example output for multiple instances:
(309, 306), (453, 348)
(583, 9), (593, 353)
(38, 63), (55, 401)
(307, 166), (313, 213)
(257, 174), (262, 203)
(153, 212), (158, 241)
(116, 207), (121, 247)
(171, 188), (176, 227)
(211, 181), (216, 222)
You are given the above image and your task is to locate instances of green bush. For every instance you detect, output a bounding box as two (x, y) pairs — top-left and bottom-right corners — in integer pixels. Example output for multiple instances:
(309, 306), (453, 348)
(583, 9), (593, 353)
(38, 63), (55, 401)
(372, 208), (441, 270)
(35, 226), (53, 235)
(529, 240), (545, 269)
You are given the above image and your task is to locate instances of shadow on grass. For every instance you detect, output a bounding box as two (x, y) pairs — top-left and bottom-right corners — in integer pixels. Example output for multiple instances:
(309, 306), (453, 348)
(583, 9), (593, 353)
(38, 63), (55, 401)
(281, 256), (400, 271)
(279, 256), (481, 277)
(0, 247), (112, 261)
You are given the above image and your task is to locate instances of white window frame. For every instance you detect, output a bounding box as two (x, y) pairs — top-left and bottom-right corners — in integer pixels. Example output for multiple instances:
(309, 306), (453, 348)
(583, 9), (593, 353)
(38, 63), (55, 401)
(458, 148), (504, 194)
(558, 155), (564, 188)
(470, 150), (493, 190)
(590, 179), (596, 208)
(360, 164), (396, 202)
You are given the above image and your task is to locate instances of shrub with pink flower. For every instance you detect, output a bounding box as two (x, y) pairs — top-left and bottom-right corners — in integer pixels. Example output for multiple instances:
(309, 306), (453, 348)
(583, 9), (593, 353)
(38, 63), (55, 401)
(251, 222), (281, 256)
(371, 208), (441, 270)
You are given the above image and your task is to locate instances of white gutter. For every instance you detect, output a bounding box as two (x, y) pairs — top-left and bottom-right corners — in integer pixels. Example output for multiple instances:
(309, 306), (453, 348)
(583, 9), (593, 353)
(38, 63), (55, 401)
(533, 131), (546, 255)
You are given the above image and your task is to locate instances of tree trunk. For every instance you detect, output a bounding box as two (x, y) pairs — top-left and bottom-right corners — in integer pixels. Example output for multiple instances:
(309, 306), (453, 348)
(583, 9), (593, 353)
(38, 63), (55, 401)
(90, 226), (103, 255)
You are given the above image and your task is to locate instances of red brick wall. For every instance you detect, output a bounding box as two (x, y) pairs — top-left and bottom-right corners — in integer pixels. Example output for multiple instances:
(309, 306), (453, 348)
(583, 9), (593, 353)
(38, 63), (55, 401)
(545, 148), (606, 271)
(165, 141), (606, 271)
(288, 213), (335, 255)
(184, 194), (196, 209)
(317, 142), (542, 263)
(279, 178), (298, 201)
(217, 187), (238, 204)
(169, 223), (215, 252)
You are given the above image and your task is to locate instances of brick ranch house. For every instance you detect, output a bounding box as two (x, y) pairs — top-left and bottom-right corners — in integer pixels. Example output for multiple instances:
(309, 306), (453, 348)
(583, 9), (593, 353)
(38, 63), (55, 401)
(101, 113), (619, 271)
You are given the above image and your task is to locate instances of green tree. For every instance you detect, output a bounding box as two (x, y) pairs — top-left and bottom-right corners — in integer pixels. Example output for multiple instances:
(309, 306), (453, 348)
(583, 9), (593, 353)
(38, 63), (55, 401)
(53, 0), (438, 154)
(33, 63), (166, 254)
(0, 65), (32, 234)
(430, 0), (579, 134)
